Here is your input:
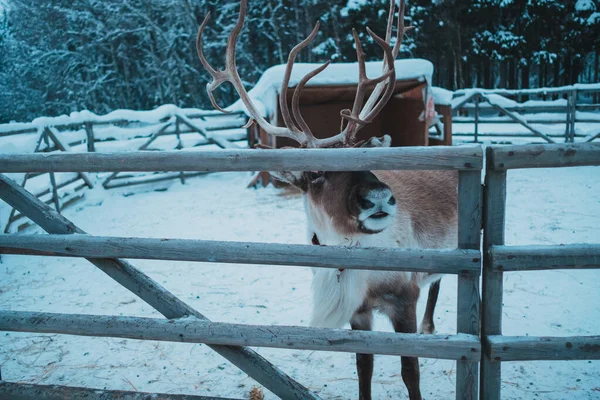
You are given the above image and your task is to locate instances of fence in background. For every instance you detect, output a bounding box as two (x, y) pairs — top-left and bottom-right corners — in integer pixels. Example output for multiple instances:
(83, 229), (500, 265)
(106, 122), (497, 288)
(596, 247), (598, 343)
(451, 85), (600, 143)
(0, 108), (247, 232)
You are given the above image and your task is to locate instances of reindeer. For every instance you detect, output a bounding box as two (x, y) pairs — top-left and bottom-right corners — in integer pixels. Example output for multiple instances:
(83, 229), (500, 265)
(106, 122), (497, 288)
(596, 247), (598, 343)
(196, 1), (457, 399)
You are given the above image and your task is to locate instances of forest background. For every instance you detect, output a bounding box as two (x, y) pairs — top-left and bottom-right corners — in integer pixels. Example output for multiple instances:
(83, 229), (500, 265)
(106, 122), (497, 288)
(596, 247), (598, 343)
(1, 0), (599, 123)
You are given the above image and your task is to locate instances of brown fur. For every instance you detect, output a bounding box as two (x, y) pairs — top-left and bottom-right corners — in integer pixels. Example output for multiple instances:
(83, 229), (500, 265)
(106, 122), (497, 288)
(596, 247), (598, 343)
(374, 170), (458, 247)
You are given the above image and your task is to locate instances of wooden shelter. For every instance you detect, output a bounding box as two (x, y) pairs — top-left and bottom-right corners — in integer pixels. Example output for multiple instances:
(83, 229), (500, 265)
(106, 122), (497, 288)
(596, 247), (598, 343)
(243, 59), (452, 149)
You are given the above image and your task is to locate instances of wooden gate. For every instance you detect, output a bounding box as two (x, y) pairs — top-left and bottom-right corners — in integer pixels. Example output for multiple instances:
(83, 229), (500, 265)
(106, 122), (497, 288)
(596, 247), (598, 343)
(0, 146), (482, 399)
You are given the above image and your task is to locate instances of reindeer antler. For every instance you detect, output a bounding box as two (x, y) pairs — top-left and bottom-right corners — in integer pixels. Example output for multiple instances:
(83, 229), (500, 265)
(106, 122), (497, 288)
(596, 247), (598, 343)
(197, 0), (410, 148)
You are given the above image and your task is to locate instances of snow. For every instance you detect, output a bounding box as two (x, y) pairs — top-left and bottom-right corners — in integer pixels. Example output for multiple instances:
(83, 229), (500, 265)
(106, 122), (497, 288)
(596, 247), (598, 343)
(483, 93), (519, 109)
(588, 12), (600, 24)
(340, 0), (369, 17)
(0, 163), (599, 399)
(230, 59), (434, 118)
(575, 0), (596, 11)
(431, 86), (453, 106)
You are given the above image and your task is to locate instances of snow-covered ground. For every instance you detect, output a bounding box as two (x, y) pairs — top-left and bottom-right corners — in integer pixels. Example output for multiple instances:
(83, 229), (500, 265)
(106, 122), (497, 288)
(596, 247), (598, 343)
(1, 164), (599, 399)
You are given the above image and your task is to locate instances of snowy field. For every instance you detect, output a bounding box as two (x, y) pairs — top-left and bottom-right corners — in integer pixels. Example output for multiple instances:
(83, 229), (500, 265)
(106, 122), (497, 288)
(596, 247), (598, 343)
(1, 164), (599, 399)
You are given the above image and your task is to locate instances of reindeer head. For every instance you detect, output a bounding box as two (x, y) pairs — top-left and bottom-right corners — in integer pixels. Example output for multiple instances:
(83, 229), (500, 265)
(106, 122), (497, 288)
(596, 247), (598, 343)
(196, 0), (411, 239)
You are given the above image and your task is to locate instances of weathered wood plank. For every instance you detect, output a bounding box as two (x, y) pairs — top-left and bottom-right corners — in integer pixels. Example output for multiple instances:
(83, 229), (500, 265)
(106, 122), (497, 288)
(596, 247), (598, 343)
(456, 170), (482, 400)
(84, 121), (96, 152)
(103, 172), (209, 189)
(480, 155), (507, 400)
(490, 244), (600, 271)
(473, 94), (480, 143)
(137, 119), (174, 151)
(42, 129), (62, 213)
(101, 119), (176, 188)
(585, 130), (600, 143)
(175, 118), (186, 184)
(489, 143), (600, 170)
(176, 114), (239, 150)
(0, 381), (239, 400)
(479, 94), (555, 143)
(487, 335), (600, 361)
(0, 146), (484, 173)
(0, 174), (319, 400)
(0, 234), (481, 275)
(0, 311), (481, 361)
(45, 126), (95, 189)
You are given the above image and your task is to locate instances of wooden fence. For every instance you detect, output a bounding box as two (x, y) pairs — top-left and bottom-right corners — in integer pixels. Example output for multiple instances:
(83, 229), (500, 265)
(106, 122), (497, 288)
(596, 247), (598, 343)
(0, 109), (247, 232)
(2, 143), (599, 398)
(451, 85), (600, 144)
(0, 146), (483, 400)
(480, 143), (600, 399)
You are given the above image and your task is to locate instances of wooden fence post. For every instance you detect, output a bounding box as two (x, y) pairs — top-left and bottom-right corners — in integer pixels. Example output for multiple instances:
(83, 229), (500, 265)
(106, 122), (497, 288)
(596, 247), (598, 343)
(43, 128), (61, 213)
(175, 118), (185, 184)
(84, 122), (96, 152)
(480, 147), (507, 400)
(570, 89), (577, 143)
(456, 169), (482, 400)
(566, 90), (573, 143)
(474, 94), (480, 143)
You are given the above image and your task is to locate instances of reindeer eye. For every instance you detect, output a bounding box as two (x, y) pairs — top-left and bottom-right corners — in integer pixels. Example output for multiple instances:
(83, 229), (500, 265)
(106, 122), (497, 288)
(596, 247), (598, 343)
(308, 171), (324, 181)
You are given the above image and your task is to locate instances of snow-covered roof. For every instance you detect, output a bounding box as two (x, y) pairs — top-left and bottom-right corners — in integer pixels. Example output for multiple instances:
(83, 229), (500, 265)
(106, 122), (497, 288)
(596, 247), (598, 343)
(230, 58), (434, 117)
(431, 86), (453, 106)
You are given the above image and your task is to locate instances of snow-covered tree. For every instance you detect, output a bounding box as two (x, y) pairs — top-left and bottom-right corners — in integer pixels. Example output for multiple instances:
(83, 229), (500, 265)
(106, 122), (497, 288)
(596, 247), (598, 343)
(1, 0), (599, 123)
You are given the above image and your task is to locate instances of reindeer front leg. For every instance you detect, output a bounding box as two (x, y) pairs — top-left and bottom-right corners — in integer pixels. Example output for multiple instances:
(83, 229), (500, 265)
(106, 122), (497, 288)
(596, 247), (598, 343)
(350, 309), (374, 400)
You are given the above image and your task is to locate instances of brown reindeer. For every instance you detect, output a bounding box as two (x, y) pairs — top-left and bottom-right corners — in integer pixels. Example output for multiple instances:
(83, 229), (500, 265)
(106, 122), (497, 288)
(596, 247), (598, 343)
(196, 1), (457, 399)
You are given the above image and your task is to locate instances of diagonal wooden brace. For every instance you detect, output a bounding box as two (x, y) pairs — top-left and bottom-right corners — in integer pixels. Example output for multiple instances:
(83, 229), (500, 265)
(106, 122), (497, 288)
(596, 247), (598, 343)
(0, 173), (319, 400)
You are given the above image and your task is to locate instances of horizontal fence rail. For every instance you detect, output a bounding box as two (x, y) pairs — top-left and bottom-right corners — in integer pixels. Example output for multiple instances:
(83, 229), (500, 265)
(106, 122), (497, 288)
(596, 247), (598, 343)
(0, 311), (481, 361)
(489, 143), (600, 170)
(486, 335), (600, 362)
(0, 234), (481, 275)
(489, 244), (600, 271)
(0, 146), (484, 173)
(0, 381), (241, 400)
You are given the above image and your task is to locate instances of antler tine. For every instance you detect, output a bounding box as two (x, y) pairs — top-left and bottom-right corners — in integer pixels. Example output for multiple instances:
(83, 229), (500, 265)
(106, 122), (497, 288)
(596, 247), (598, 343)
(357, 27), (396, 122)
(339, 0), (414, 145)
(360, 0), (409, 115)
(197, 12), (218, 77)
(197, 12), (229, 113)
(279, 22), (321, 137)
(393, 0), (413, 59)
(196, 0), (309, 145)
(291, 60), (332, 147)
(340, 27), (395, 145)
(385, 0), (394, 43)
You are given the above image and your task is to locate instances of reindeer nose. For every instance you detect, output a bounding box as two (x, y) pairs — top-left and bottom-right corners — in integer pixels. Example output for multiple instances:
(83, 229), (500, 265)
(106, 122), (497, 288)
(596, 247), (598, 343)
(358, 187), (394, 211)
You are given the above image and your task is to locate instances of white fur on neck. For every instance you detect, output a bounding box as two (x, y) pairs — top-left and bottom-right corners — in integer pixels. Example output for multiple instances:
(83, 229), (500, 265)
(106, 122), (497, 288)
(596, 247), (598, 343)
(306, 198), (410, 328)
(305, 196), (453, 328)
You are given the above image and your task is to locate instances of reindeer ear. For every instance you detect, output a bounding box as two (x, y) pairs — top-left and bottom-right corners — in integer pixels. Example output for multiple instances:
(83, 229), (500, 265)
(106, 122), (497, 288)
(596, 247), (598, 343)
(360, 134), (392, 148)
(270, 171), (308, 192)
